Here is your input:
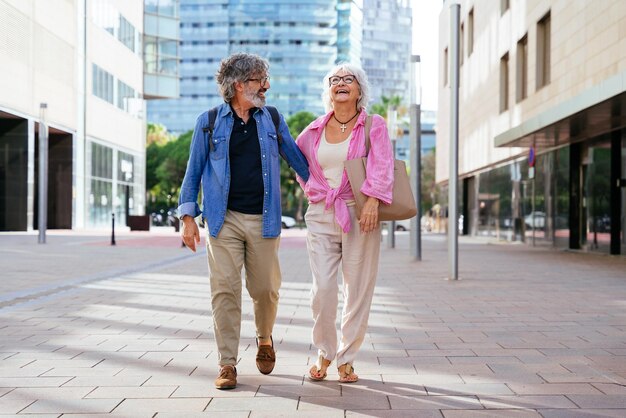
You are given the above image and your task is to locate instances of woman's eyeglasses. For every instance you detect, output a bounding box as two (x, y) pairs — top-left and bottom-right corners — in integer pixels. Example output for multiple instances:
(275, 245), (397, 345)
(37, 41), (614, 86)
(329, 75), (356, 86)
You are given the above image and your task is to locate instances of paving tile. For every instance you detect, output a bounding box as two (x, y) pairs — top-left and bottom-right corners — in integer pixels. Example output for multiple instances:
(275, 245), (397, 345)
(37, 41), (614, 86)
(388, 395), (483, 410)
(298, 395), (390, 411)
(61, 375), (149, 387)
(0, 399), (36, 414)
(539, 409), (626, 418)
(0, 377), (72, 387)
(41, 367), (123, 377)
(1, 387), (95, 400)
(85, 386), (177, 398)
(156, 413), (249, 418)
(256, 383), (341, 397)
(478, 395), (577, 409)
(442, 411), (541, 418)
(566, 394), (626, 408)
(111, 398), (210, 414)
(21, 398), (121, 414)
(206, 396), (298, 411)
(424, 383), (514, 396)
(507, 383), (602, 395)
(348, 411), (443, 418)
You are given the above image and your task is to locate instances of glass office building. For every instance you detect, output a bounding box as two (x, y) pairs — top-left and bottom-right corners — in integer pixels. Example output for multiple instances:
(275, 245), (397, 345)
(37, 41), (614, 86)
(361, 0), (412, 105)
(148, 0), (337, 134)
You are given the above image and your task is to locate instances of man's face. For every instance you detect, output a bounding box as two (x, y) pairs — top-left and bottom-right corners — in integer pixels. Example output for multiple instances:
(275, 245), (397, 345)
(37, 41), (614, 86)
(241, 74), (269, 108)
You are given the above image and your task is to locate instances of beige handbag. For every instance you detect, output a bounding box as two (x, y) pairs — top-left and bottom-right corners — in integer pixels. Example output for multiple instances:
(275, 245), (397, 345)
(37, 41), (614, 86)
(344, 116), (418, 222)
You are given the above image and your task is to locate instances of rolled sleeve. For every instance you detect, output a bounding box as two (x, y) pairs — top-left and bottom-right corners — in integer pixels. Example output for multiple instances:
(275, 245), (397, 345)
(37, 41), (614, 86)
(279, 117), (310, 182)
(177, 113), (208, 219)
(360, 115), (394, 205)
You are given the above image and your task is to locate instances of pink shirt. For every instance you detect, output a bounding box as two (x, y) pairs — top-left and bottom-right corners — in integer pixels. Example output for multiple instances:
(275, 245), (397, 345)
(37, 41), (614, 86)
(296, 110), (394, 232)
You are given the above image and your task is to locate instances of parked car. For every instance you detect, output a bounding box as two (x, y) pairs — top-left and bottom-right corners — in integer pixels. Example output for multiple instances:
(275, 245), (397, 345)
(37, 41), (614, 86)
(524, 211), (546, 229)
(281, 215), (296, 229)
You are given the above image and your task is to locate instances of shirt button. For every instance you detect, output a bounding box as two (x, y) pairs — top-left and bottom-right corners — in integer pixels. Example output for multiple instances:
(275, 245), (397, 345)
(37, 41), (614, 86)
(240, 122), (244, 125)
(244, 130), (247, 133)
(262, 154), (265, 158)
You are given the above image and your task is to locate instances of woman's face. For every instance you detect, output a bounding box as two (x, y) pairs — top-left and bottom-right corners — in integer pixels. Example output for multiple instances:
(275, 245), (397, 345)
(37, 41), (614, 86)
(329, 70), (360, 108)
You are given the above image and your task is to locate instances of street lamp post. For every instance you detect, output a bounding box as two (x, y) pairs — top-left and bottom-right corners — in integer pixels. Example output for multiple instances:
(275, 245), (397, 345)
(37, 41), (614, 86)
(410, 55), (422, 260)
(448, 4), (461, 280)
(38, 103), (48, 244)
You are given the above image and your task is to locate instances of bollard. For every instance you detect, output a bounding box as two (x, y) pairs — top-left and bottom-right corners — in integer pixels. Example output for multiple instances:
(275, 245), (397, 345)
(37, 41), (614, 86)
(111, 213), (116, 246)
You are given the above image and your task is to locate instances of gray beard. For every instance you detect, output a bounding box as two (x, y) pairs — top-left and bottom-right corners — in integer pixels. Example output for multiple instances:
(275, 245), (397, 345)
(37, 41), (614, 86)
(244, 89), (266, 108)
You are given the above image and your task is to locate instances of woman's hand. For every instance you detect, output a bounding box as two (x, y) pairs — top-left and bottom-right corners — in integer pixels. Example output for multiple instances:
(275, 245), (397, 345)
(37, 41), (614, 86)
(358, 197), (380, 233)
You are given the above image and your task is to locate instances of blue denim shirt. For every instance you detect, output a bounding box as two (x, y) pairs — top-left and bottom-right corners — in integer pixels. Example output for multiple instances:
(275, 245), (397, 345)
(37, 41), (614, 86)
(177, 103), (310, 238)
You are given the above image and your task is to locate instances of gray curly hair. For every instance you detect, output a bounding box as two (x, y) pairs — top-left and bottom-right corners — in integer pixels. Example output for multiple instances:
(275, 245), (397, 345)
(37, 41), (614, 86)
(321, 63), (370, 112)
(216, 53), (269, 103)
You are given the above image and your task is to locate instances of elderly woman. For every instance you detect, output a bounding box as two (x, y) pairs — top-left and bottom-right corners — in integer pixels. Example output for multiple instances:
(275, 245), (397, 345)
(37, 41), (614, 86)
(296, 63), (394, 383)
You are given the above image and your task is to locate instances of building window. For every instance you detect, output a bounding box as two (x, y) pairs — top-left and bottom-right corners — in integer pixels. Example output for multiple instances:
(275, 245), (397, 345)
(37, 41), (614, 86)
(444, 47), (448, 86)
(536, 11), (551, 90)
(92, 64), (114, 105)
(118, 15), (136, 53)
(501, 0), (509, 15)
(117, 80), (136, 111)
(516, 35), (528, 102)
(500, 53), (509, 112)
(467, 8), (474, 56)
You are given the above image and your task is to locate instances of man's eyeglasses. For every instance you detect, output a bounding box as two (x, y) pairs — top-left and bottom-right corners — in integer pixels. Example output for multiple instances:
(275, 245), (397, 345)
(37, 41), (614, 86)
(329, 75), (356, 86)
(246, 76), (270, 88)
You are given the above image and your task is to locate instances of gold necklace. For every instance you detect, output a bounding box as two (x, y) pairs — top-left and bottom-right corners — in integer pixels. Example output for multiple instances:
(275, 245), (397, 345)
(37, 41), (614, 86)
(333, 111), (359, 133)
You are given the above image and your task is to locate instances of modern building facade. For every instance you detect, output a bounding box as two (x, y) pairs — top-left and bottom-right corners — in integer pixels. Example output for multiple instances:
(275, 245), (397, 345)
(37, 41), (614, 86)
(148, 0), (338, 134)
(148, 0), (413, 134)
(361, 0), (412, 106)
(437, 0), (626, 255)
(0, 0), (179, 231)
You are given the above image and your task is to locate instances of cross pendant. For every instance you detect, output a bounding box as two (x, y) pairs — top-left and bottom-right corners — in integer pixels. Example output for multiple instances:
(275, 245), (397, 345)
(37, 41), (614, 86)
(340, 123), (347, 133)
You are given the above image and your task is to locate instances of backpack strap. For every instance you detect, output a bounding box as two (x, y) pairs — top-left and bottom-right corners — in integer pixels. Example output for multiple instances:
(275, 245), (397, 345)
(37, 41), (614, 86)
(364, 115), (373, 155)
(266, 105), (282, 146)
(202, 106), (219, 152)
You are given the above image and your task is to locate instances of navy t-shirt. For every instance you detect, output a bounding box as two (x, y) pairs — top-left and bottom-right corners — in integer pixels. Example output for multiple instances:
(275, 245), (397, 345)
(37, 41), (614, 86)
(227, 108), (264, 214)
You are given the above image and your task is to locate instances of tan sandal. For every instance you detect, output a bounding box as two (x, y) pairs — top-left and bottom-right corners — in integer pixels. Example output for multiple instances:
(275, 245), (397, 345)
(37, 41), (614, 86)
(308, 355), (331, 381)
(338, 363), (358, 383)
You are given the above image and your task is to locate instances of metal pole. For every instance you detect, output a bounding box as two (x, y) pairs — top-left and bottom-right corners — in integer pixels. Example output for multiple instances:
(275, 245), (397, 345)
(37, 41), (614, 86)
(38, 103), (48, 244)
(448, 4), (461, 280)
(410, 55), (422, 261)
(111, 213), (116, 246)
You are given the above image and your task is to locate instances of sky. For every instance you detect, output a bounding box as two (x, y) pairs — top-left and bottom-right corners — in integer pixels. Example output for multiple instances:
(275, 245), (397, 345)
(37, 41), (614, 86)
(412, 1), (443, 111)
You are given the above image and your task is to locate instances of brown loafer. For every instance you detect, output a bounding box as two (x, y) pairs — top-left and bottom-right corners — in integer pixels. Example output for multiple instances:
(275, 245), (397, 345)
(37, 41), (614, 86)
(256, 337), (276, 375)
(215, 365), (237, 390)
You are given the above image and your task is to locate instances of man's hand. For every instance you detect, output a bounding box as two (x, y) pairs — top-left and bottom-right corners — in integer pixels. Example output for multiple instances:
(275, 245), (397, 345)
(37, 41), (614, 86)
(181, 216), (201, 252)
(358, 197), (380, 233)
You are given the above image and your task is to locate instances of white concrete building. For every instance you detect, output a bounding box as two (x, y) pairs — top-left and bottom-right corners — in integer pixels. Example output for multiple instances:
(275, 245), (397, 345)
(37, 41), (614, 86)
(438, 0), (626, 255)
(0, 0), (178, 230)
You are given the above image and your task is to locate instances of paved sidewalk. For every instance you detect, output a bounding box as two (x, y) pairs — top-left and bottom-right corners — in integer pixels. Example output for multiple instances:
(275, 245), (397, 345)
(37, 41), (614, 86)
(0, 228), (625, 417)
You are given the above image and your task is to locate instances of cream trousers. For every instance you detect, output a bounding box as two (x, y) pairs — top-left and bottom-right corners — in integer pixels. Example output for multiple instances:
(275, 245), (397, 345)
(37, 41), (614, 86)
(305, 202), (381, 367)
(206, 210), (281, 366)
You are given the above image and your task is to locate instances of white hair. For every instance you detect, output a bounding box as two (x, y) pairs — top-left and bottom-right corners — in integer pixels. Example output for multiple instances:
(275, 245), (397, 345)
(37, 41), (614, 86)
(321, 63), (370, 113)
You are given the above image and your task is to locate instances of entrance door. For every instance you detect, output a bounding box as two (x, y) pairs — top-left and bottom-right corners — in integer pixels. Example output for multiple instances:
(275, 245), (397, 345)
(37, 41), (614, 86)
(581, 140), (611, 253)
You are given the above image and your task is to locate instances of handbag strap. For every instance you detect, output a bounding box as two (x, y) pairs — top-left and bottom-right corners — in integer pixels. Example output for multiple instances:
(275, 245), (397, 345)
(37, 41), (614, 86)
(364, 115), (373, 155)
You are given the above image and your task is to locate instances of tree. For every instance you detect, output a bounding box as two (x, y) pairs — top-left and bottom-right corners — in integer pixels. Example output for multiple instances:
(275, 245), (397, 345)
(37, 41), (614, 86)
(145, 123), (192, 215)
(283, 111), (317, 222)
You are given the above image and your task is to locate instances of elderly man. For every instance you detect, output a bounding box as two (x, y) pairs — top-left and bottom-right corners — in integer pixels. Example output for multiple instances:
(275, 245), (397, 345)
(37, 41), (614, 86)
(178, 53), (309, 389)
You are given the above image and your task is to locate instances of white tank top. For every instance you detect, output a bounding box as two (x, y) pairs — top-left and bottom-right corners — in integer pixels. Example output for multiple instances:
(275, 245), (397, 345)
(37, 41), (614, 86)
(318, 129), (351, 189)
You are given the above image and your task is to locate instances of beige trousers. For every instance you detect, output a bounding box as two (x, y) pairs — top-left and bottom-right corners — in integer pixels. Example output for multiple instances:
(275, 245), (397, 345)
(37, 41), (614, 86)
(305, 202), (381, 367)
(206, 210), (281, 366)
